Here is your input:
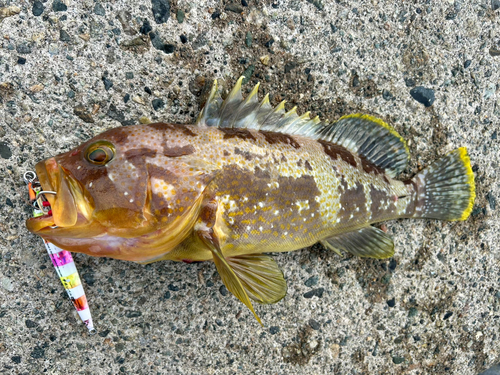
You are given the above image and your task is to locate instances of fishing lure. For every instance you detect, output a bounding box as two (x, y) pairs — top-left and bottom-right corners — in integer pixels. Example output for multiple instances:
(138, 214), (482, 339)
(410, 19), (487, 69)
(24, 171), (95, 333)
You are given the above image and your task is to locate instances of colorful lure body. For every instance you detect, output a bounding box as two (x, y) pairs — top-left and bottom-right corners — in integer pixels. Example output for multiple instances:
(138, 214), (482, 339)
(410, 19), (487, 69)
(27, 177), (94, 332)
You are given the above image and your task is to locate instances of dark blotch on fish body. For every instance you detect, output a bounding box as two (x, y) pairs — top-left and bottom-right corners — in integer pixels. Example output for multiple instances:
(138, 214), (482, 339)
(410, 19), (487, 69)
(318, 140), (357, 167)
(220, 128), (256, 142)
(125, 148), (157, 161)
(260, 131), (301, 149)
(163, 145), (196, 157)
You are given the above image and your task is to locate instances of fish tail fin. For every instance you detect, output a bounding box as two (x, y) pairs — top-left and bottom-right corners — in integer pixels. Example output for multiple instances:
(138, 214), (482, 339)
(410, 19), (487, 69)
(407, 147), (475, 221)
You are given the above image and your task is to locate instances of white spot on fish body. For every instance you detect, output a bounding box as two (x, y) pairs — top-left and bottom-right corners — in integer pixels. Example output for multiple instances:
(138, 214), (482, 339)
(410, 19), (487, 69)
(295, 200), (310, 213)
(129, 199), (134, 203)
(89, 182), (93, 188)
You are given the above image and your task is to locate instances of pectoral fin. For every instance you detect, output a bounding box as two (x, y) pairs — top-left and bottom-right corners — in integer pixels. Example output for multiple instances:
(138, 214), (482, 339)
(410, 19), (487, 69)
(195, 196), (263, 324)
(227, 254), (287, 305)
(321, 226), (394, 259)
(209, 246), (262, 325)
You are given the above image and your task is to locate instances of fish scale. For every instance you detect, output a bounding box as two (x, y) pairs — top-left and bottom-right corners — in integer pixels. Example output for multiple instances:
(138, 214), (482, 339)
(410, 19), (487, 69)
(26, 77), (475, 324)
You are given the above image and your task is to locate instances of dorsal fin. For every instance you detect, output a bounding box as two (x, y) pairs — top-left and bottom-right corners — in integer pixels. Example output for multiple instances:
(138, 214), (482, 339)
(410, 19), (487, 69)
(196, 77), (410, 177)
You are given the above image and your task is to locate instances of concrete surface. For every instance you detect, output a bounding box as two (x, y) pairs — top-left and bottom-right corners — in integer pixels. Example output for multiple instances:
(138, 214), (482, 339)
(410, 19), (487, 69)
(0, 0), (499, 374)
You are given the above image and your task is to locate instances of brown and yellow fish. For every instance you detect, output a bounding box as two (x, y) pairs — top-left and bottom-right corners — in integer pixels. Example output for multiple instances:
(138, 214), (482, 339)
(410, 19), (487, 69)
(26, 77), (475, 323)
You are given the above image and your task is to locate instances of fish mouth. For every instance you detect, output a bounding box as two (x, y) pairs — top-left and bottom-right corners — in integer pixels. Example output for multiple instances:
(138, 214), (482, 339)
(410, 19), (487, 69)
(26, 158), (94, 234)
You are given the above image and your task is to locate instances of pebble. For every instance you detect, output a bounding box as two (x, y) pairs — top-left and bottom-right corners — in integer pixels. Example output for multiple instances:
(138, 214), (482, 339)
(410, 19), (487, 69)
(151, 0), (170, 24)
(404, 78), (415, 87)
(382, 89), (393, 100)
(393, 356), (405, 364)
(487, 192), (496, 210)
(269, 326), (280, 335)
(219, 285), (228, 296)
(492, 0), (500, 10)
(94, 2), (105, 16)
(245, 32), (252, 47)
(304, 275), (318, 287)
(409, 86), (435, 107)
(168, 283), (179, 291)
(107, 104), (125, 123)
(303, 287), (324, 299)
(464, 59), (472, 69)
(309, 319), (320, 330)
(150, 32), (175, 54)
(52, 0), (67, 12)
(140, 19), (152, 35)
(177, 9), (185, 23)
(408, 307), (418, 317)
(139, 116), (151, 124)
(16, 43), (32, 54)
(241, 64), (255, 84)
(152, 98), (165, 111)
(0, 142), (12, 159)
(67, 90), (75, 98)
(0, 5), (20, 20)
(284, 61), (297, 73)
(489, 47), (500, 57)
(48, 44), (59, 55)
(133, 96), (146, 105)
(193, 33), (207, 49)
(2, 277), (14, 291)
(387, 297), (396, 307)
(59, 29), (72, 43)
(125, 311), (142, 318)
(30, 347), (45, 359)
(125, 72), (134, 79)
(17, 57), (26, 65)
(226, 4), (243, 13)
(180, 34), (188, 44)
(260, 55), (270, 65)
(11, 356), (21, 364)
(32, 1), (44, 16)
(443, 311), (453, 320)
(102, 76), (113, 91)
(307, 0), (324, 10)
(73, 105), (94, 123)
(330, 344), (340, 359)
(123, 93), (130, 103)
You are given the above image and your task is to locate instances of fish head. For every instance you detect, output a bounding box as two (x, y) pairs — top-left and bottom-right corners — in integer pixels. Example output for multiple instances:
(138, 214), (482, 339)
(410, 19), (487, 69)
(26, 124), (214, 260)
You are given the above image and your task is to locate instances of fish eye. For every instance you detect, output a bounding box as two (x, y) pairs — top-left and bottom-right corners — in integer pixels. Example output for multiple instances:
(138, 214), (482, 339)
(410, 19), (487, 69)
(85, 142), (115, 165)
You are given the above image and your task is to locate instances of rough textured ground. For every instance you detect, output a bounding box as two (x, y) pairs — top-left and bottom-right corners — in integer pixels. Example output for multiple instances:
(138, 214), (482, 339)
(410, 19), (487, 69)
(0, 0), (499, 374)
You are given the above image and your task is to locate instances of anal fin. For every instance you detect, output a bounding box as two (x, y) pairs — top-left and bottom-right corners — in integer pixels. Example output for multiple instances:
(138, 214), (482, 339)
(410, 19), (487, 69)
(321, 226), (394, 259)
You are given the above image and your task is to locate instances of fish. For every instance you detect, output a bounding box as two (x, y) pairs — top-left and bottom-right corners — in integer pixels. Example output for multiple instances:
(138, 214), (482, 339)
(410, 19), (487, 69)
(26, 77), (476, 323)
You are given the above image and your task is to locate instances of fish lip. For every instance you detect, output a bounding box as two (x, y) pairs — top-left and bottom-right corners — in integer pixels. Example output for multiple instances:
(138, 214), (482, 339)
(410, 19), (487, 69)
(35, 158), (55, 192)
